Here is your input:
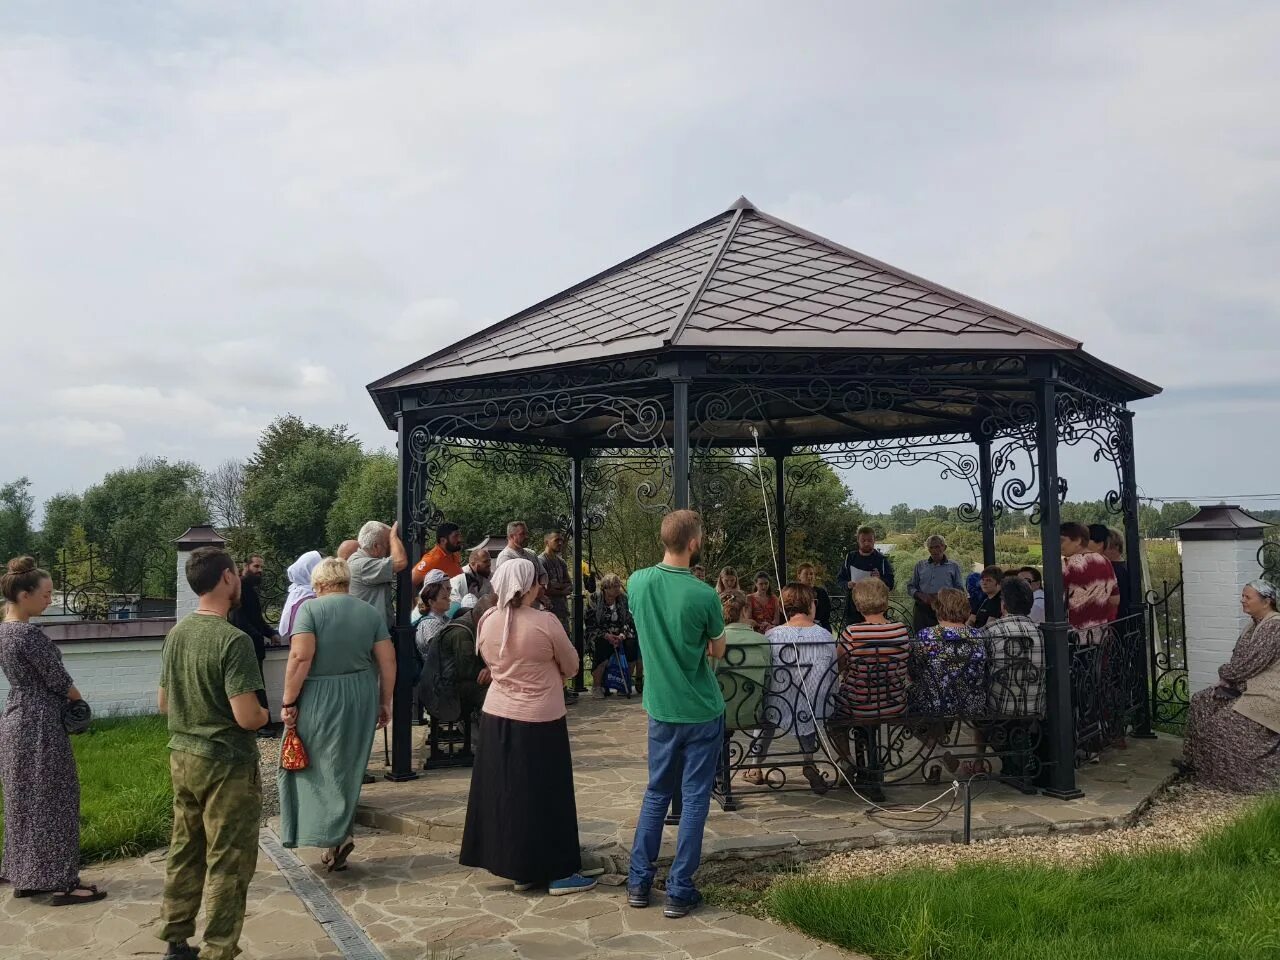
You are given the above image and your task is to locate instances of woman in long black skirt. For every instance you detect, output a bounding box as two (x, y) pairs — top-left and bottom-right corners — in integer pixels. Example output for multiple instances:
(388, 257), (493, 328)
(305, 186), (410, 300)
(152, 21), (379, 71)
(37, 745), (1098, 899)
(459, 558), (595, 896)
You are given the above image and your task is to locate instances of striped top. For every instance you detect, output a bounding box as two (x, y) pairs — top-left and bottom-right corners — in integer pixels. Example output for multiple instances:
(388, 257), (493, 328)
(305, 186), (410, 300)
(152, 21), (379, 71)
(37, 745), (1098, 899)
(834, 620), (911, 723)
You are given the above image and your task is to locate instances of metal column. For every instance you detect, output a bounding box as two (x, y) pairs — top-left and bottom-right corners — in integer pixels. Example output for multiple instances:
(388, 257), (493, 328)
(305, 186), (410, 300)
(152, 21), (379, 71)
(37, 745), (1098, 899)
(672, 377), (690, 509)
(1120, 410), (1155, 738)
(388, 413), (419, 782)
(773, 449), (788, 580)
(1035, 376), (1082, 799)
(571, 450), (586, 693)
(976, 434), (997, 567)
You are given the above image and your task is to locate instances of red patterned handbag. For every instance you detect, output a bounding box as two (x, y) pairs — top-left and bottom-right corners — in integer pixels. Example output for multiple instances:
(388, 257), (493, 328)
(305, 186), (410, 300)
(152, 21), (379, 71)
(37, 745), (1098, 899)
(280, 727), (310, 771)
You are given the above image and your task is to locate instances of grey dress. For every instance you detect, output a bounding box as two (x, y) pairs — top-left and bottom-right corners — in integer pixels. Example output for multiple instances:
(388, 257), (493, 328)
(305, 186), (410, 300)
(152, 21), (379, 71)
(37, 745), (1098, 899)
(0, 621), (80, 890)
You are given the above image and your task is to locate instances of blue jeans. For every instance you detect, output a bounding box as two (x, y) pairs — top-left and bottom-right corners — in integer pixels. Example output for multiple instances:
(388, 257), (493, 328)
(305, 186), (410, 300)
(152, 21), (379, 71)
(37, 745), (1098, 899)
(627, 714), (724, 903)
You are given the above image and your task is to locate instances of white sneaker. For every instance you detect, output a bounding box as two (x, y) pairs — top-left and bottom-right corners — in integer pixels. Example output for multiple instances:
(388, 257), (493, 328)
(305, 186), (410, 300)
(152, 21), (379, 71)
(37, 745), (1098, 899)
(591, 686), (605, 699)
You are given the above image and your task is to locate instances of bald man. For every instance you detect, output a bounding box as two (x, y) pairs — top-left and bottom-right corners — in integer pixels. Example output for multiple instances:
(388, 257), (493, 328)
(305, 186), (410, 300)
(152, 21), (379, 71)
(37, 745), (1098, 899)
(337, 540), (359, 562)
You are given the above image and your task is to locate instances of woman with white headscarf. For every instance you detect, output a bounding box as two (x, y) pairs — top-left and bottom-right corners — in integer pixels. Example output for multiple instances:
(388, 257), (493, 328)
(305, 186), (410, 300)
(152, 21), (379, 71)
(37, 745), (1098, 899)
(459, 558), (594, 896)
(278, 551), (323, 641)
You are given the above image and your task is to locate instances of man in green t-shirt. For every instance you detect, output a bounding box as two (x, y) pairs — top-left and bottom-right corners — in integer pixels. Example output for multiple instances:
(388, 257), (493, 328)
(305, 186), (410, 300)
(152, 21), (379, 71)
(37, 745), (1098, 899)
(156, 547), (268, 960)
(626, 509), (726, 919)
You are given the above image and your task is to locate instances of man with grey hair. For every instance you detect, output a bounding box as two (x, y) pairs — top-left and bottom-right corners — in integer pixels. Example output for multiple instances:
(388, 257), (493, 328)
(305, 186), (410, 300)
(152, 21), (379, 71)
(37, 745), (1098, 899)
(907, 534), (963, 632)
(348, 520), (408, 628)
(493, 520), (540, 573)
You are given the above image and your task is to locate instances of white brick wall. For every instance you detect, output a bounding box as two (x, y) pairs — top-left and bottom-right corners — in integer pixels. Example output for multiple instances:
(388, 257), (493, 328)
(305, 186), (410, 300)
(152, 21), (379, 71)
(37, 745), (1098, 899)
(174, 551), (199, 619)
(1184, 538), (1263, 693)
(0, 642), (289, 717)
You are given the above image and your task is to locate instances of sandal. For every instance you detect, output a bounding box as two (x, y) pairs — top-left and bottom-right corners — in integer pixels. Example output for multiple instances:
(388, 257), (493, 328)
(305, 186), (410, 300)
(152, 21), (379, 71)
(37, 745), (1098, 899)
(49, 882), (107, 906)
(802, 764), (830, 796)
(331, 836), (355, 872)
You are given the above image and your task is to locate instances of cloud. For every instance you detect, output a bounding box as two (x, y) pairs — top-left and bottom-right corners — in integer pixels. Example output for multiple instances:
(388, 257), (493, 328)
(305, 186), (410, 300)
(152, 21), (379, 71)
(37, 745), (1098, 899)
(3, 2), (1279, 513)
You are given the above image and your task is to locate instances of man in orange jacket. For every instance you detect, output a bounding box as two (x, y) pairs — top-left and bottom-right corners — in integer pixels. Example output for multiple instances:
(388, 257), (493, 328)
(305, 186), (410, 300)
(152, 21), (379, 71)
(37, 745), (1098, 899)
(411, 522), (465, 589)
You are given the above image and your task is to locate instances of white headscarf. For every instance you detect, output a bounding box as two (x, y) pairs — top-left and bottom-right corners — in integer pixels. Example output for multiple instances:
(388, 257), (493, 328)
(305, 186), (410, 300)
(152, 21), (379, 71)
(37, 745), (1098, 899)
(489, 557), (536, 658)
(279, 550), (323, 638)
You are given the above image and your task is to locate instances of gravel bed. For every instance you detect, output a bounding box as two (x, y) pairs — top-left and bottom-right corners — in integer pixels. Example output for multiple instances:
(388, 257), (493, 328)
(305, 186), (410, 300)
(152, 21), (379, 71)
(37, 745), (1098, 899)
(809, 780), (1254, 881)
(257, 734), (281, 822)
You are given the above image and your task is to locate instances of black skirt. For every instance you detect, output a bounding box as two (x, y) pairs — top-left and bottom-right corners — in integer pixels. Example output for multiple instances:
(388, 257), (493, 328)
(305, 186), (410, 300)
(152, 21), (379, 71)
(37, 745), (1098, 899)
(459, 712), (582, 884)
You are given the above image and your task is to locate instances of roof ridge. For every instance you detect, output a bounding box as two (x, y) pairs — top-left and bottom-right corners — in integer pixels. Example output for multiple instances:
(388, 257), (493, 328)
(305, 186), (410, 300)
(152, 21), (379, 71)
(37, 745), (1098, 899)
(367, 209), (734, 394)
(664, 205), (747, 345)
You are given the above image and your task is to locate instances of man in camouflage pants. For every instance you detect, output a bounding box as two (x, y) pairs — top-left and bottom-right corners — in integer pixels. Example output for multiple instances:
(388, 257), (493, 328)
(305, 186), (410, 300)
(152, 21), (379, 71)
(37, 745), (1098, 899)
(157, 547), (269, 960)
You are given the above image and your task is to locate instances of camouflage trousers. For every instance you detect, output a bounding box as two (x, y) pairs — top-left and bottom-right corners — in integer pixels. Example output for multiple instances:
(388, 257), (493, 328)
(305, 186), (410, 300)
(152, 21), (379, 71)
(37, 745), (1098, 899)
(159, 751), (262, 960)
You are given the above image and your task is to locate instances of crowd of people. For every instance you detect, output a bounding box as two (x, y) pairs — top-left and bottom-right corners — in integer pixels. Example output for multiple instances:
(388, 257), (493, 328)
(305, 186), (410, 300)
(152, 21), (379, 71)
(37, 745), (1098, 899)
(4, 508), (1280, 957)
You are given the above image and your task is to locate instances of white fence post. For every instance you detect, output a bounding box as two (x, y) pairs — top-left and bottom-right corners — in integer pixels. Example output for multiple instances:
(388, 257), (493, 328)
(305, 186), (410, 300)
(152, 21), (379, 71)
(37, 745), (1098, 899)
(1174, 505), (1266, 694)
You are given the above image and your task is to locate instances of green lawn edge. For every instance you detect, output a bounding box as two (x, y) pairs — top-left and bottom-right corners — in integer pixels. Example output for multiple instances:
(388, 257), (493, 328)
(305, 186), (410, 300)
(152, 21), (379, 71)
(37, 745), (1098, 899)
(767, 795), (1280, 960)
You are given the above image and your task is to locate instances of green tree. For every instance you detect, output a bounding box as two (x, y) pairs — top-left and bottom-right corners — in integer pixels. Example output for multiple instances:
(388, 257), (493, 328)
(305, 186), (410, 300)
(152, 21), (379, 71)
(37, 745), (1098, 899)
(889, 502), (914, 533)
(326, 453), (397, 549)
(0, 477), (36, 562)
(38, 491), (84, 561)
(242, 416), (363, 560)
(434, 461), (569, 550)
(80, 458), (207, 596)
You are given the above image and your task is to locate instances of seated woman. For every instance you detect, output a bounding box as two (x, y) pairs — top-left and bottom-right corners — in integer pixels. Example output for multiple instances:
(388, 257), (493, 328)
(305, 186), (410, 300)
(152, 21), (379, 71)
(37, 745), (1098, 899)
(586, 573), (639, 698)
(459, 558), (595, 896)
(743, 581), (836, 794)
(748, 571), (783, 634)
(716, 566), (740, 597)
(717, 590), (771, 733)
(828, 578), (911, 789)
(1182, 580), (1280, 793)
(908, 587), (987, 722)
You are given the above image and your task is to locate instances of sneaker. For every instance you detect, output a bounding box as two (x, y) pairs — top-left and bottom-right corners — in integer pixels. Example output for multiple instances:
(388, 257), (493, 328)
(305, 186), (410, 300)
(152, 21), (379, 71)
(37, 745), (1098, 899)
(513, 881), (538, 893)
(548, 874), (598, 896)
(163, 943), (199, 960)
(591, 686), (605, 700)
(663, 891), (703, 919)
(627, 885), (650, 908)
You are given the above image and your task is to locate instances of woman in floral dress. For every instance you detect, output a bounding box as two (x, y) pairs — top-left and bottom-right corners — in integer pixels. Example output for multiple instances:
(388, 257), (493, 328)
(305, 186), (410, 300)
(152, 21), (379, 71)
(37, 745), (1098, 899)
(1182, 580), (1280, 793)
(0, 557), (105, 905)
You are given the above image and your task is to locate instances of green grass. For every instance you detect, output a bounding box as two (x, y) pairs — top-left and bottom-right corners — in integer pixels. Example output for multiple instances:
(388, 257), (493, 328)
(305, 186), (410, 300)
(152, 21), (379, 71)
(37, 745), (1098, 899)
(1, 714), (173, 863)
(769, 796), (1280, 960)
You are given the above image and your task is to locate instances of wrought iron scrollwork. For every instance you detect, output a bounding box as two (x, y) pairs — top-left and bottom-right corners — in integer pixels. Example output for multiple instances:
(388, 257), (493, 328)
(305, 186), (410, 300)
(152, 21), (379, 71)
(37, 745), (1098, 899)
(1146, 579), (1188, 730)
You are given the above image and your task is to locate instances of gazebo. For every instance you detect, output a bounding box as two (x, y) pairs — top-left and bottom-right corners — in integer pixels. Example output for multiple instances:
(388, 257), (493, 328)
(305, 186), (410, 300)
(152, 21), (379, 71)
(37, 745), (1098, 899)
(368, 197), (1161, 798)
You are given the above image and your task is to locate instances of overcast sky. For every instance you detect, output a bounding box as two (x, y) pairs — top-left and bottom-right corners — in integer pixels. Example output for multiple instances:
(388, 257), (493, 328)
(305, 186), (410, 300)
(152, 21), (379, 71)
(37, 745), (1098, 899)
(3, 1), (1278, 520)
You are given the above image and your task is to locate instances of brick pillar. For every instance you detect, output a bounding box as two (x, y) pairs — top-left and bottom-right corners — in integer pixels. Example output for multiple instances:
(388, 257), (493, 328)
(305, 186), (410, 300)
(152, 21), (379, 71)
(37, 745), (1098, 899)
(1174, 505), (1267, 693)
(173, 525), (228, 619)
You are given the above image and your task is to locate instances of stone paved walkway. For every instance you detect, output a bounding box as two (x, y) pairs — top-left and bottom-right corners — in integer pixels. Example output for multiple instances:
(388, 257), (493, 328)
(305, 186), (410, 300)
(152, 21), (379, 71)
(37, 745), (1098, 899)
(360, 697), (1182, 872)
(3, 829), (865, 960)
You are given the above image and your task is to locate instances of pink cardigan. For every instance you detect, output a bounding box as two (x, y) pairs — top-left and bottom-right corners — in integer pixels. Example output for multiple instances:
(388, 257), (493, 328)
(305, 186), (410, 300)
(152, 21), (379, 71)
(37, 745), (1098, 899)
(477, 606), (580, 723)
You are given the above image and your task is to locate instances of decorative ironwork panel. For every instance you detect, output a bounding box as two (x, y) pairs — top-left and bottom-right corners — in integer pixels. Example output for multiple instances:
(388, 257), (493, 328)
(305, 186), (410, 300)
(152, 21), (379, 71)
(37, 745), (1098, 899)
(37, 546), (175, 621)
(1147, 579), (1188, 730)
(1069, 613), (1146, 762)
(712, 626), (1045, 799)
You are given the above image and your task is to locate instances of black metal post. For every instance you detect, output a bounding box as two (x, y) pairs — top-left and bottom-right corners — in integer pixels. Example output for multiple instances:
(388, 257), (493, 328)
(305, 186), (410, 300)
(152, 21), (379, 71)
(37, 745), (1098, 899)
(976, 434), (997, 566)
(571, 450), (586, 693)
(1120, 410), (1156, 738)
(388, 413), (419, 782)
(773, 449), (788, 581)
(667, 376), (690, 825)
(673, 377), (691, 510)
(1035, 375), (1082, 799)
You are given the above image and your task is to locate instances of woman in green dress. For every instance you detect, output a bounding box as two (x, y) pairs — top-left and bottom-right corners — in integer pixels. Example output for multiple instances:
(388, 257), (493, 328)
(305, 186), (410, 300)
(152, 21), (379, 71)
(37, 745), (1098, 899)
(278, 557), (396, 869)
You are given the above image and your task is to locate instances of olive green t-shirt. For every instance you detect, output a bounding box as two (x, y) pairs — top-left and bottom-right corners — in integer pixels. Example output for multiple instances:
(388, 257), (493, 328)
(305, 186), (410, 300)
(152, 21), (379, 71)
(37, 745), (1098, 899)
(160, 612), (263, 764)
(629, 563), (726, 724)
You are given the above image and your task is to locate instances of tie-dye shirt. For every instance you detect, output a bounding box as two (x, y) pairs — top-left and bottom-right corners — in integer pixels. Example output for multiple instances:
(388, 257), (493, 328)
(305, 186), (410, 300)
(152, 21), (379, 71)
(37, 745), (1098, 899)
(1063, 553), (1119, 633)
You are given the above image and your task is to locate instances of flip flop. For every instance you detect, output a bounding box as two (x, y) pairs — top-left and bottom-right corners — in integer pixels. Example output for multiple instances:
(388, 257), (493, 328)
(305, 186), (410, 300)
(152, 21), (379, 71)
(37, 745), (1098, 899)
(331, 837), (355, 872)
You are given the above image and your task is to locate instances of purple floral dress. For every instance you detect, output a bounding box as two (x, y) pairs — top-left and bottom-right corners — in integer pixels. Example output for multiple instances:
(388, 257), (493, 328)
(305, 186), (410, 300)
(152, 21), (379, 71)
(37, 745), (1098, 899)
(0, 621), (80, 890)
(908, 625), (988, 717)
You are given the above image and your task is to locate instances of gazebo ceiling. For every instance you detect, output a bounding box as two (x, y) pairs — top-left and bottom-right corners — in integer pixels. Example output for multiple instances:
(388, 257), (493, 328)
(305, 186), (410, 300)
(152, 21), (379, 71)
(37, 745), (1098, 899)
(368, 197), (1159, 441)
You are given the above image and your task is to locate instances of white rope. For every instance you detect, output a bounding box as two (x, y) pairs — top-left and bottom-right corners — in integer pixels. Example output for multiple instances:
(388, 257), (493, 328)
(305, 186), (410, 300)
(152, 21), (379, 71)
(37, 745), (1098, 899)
(746, 425), (959, 826)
